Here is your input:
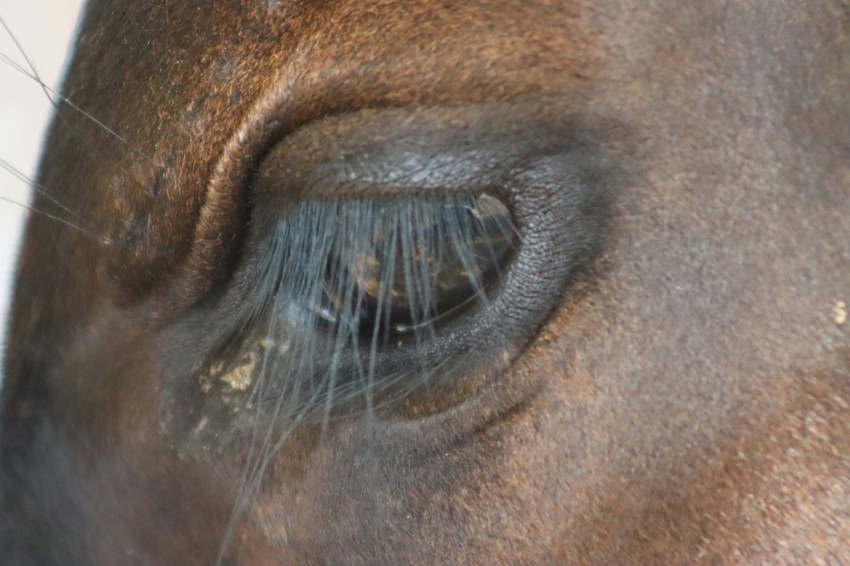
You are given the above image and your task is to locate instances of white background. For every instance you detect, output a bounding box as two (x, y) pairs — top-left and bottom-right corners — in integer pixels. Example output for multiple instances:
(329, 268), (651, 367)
(0, 1), (86, 372)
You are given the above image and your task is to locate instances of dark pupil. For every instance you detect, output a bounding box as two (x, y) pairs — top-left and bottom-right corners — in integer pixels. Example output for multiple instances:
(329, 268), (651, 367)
(308, 193), (517, 339)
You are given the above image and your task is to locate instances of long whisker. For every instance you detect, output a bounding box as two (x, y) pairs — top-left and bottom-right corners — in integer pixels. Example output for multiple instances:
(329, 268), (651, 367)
(0, 18), (164, 170)
(0, 158), (107, 242)
(0, 194), (108, 242)
(1, 158), (82, 219)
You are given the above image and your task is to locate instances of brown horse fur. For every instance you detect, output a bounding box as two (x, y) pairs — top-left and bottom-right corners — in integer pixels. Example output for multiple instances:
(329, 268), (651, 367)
(2, 0), (850, 564)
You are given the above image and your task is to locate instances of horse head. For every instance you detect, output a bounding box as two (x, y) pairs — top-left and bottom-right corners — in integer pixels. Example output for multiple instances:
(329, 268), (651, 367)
(2, 1), (849, 563)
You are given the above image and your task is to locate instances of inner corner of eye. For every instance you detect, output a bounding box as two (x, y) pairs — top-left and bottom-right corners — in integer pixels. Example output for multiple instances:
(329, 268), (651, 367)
(258, 191), (519, 339)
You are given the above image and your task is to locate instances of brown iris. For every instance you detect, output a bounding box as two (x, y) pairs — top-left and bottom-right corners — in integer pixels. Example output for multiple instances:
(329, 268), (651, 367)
(318, 193), (517, 337)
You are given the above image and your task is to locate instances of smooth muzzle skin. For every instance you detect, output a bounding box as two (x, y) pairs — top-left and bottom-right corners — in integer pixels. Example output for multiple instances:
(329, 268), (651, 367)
(2, 1), (849, 564)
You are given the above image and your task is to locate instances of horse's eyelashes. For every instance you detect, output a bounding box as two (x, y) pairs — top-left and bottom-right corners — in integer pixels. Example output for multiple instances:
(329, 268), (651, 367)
(312, 193), (516, 338)
(202, 193), (519, 422)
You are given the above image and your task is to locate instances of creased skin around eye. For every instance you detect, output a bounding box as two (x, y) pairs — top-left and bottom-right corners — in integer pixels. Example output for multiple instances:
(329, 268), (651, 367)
(185, 103), (622, 428)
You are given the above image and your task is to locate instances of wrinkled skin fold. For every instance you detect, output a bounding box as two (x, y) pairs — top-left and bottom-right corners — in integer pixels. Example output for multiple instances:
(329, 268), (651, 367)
(2, 1), (850, 564)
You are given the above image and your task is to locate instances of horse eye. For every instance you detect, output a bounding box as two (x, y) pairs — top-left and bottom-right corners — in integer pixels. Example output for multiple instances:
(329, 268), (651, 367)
(200, 192), (518, 418)
(314, 193), (516, 338)
(200, 109), (607, 420)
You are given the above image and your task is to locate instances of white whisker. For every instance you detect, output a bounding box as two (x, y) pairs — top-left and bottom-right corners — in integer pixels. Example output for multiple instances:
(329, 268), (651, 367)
(0, 18), (164, 170)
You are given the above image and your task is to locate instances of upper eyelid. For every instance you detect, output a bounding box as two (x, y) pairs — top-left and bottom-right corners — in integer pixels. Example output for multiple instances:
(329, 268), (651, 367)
(169, 96), (621, 308)
(249, 103), (600, 209)
(173, 101), (625, 317)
